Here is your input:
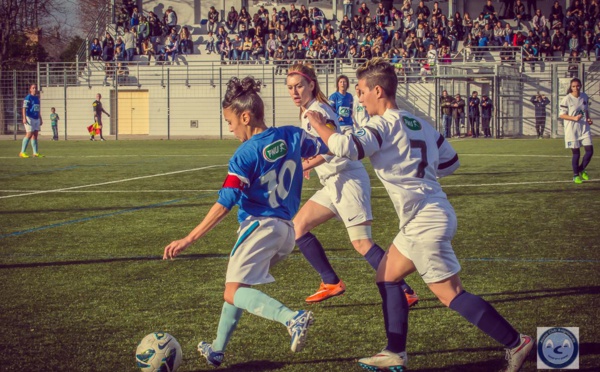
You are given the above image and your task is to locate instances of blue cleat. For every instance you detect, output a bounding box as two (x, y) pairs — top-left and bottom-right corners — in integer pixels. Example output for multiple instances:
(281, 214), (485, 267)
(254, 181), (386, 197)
(197, 341), (224, 367)
(286, 310), (314, 352)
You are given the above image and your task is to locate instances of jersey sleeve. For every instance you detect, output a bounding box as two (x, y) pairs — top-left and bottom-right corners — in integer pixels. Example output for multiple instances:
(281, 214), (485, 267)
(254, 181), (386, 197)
(327, 117), (386, 160)
(436, 133), (460, 178)
(299, 129), (329, 158)
(23, 96), (30, 109)
(216, 150), (253, 209)
(559, 95), (569, 116)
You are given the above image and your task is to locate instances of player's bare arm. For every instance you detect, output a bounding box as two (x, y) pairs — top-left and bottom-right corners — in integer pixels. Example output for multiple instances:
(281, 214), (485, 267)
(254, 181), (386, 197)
(163, 202), (230, 260)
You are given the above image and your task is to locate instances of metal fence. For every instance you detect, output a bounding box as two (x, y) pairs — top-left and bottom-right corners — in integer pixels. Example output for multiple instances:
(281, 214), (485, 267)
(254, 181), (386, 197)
(2, 58), (599, 140)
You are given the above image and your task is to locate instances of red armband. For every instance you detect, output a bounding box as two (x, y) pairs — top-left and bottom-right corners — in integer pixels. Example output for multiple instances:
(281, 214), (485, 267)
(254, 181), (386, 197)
(222, 174), (245, 190)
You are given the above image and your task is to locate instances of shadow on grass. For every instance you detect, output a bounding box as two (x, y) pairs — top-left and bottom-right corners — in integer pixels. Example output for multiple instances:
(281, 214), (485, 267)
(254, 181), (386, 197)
(323, 286), (600, 310)
(0, 253), (228, 269)
(191, 343), (600, 371)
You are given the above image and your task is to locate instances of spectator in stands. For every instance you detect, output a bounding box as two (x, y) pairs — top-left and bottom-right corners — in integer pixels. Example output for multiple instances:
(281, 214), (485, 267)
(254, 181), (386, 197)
(404, 14), (416, 37)
(338, 15), (351, 38)
(216, 26), (228, 53)
(351, 14), (362, 35)
(102, 40), (114, 85)
(160, 35), (179, 63)
(148, 12), (162, 44)
(523, 40), (538, 71)
(416, 1), (430, 20)
(568, 32), (582, 54)
(483, 1), (497, 19)
(239, 36), (252, 63)
(500, 41), (516, 62)
(279, 7), (290, 30)
(277, 23), (289, 48)
(343, 0), (353, 18)
(358, 2), (370, 26)
(208, 6), (219, 33)
(226, 6), (239, 33)
(117, 7), (129, 34)
(102, 31), (114, 49)
(310, 7), (326, 30)
(238, 7), (250, 31)
(376, 3), (388, 26)
(463, 12), (474, 37)
(452, 94), (465, 137)
(480, 94), (493, 138)
(205, 31), (215, 54)
(265, 32), (277, 63)
(165, 7), (178, 34)
(513, 0), (525, 30)
(552, 28), (567, 60)
(468, 91), (481, 138)
(475, 30), (488, 61)
(504, 22), (514, 44)
(539, 30), (552, 60)
(141, 38), (155, 63)
(492, 21), (505, 46)
(440, 90), (454, 138)
(90, 38), (102, 60)
(274, 46), (285, 74)
(531, 93), (550, 139)
(220, 37), (233, 64)
(114, 36), (125, 62)
(298, 5), (310, 31)
(549, 3), (564, 30)
(120, 28), (136, 62)
(179, 26), (193, 54)
(568, 50), (581, 77)
(130, 7), (140, 29)
(285, 44), (296, 65)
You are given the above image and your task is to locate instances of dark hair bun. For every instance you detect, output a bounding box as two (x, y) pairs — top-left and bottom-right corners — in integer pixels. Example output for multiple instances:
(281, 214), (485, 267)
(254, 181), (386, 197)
(225, 76), (262, 102)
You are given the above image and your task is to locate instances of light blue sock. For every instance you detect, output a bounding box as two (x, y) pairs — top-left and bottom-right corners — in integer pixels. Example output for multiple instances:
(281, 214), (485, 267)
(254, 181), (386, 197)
(31, 139), (38, 154)
(233, 287), (296, 326)
(21, 137), (30, 153)
(212, 302), (243, 352)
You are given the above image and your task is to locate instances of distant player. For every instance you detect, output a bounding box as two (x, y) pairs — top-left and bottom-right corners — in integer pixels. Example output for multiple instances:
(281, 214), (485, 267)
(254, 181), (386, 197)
(91, 93), (110, 141)
(328, 74), (354, 134)
(163, 76), (326, 367)
(50, 107), (59, 141)
(19, 84), (44, 158)
(286, 63), (418, 306)
(352, 83), (369, 129)
(306, 58), (533, 372)
(559, 78), (594, 184)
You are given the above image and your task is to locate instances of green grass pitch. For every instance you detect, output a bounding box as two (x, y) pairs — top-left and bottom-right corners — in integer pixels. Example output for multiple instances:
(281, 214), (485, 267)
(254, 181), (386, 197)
(0, 138), (599, 371)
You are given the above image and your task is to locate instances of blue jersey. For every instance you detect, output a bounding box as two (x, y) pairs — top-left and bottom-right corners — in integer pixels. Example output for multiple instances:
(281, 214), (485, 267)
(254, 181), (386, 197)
(23, 94), (40, 119)
(217, 126), (327, 223)
(329, 91), (354, 127)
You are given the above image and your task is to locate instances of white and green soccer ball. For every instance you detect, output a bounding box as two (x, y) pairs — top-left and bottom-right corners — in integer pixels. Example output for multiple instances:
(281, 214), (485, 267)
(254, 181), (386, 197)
(135, 332), (182, 372)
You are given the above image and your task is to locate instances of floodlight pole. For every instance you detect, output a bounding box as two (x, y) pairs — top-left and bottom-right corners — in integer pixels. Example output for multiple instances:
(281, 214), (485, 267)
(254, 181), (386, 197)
(64, 70), (68, 140)
(167, 68), (171, 140)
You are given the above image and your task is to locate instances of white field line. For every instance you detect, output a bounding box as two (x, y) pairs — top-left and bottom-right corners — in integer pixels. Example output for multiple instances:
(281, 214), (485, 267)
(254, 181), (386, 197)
(0, 154), (233, 159)
(0, 165), (227, 200)
(1, 178), (598, 195)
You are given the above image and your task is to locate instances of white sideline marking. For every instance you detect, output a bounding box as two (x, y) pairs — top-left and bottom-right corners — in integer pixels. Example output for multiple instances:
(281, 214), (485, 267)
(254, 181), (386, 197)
(0, 165), (227, 200)
(458, 153), (570, 158)
(0, 178), (598, 195)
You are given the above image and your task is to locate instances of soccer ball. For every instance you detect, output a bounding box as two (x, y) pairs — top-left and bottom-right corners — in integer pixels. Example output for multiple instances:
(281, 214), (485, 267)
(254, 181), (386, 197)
(135, 332), (182, 372)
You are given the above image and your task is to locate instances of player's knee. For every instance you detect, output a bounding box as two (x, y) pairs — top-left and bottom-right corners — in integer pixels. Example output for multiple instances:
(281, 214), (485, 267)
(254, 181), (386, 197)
(293, 219), (309, 239)
(223, 286), (238, 305)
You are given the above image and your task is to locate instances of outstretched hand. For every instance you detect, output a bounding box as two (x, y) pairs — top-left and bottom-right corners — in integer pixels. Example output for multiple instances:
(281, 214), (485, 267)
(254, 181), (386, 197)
(163, 237), (192, 260)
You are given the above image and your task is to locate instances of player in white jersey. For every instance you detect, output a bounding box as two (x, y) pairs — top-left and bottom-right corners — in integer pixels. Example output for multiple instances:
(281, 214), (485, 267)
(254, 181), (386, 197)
(286, 62), (418, 306)
(306, 58), (533, 372)
(352, 83), (370, 130)
(559, 78), (594, 184)
(163, 77), (326, 367)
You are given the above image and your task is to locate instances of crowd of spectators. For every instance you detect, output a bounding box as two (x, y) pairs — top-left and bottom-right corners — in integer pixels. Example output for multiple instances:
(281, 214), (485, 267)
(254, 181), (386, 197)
(93, 0), (600, 79)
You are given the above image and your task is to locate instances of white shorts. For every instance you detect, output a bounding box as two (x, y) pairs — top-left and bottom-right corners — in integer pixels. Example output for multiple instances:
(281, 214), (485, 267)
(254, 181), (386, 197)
(225, 217), (295, 285)
(24, 117), (41, 132)
(564, 123), (592, 148)
(309, 166), (372, 228)
(393, 198), (461, 284)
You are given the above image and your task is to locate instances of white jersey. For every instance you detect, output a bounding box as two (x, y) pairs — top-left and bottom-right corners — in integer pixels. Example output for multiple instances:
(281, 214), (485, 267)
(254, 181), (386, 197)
(302, 99), (365, 183)
(352, 94), (370, 129)
(559, 92), (592, 145)
(327, 109), (460, 229)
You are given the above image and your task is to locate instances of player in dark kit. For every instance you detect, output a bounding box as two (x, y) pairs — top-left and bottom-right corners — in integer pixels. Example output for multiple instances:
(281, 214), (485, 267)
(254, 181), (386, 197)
(92, 93), (110, 141)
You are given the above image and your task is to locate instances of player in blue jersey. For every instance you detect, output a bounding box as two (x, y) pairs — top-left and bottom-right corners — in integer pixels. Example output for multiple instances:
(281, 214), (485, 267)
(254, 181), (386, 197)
(163, 76), (327, 368)
(306, 58), (533, 372)
(328, 75), (354, 134)
(286, 63), (418, 306)
(19, 84), (44, 158)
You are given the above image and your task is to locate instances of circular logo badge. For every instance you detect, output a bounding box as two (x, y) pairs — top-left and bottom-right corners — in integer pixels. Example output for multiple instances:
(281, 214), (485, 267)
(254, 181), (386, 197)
(538, 327), (579, 369)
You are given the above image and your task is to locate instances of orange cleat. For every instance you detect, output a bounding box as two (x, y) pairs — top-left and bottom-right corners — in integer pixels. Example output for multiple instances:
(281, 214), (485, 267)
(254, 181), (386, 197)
(405, 291), (419, 308)
(305, 280), (346, 303)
